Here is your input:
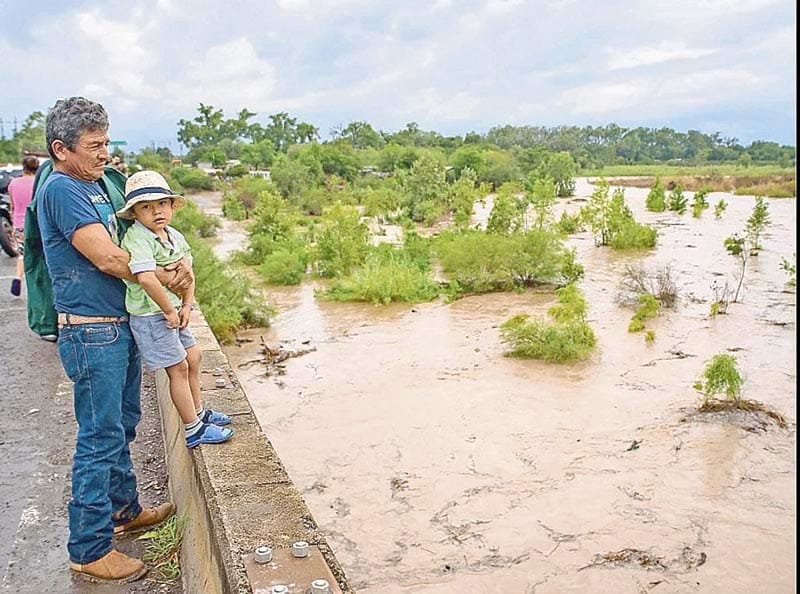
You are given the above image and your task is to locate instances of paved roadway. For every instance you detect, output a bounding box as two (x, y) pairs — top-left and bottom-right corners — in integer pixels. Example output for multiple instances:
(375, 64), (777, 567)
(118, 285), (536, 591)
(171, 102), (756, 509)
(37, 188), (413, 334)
(0, 255), (177, 594)
(0, 252), (78, 593)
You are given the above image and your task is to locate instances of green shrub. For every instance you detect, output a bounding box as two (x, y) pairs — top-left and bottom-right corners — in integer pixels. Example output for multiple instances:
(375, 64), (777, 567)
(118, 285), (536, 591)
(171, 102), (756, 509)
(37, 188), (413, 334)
(644, 330), (656, 343)
(691, 187), (711, 218)
(714, 198), (728, 219)
(171, 167), (215, 191)
(582, 180), (656, 249)
(224, 176), (274, 219)
(171, 199), (220, 238)
(311, 202), (370, 277)
(557, 211), (583, 235)
(645, 177), (666, 212)
(609, 219), (658, 249)
(627, 293), (660, 332)
(744, 196), (770, 251)
(435, 229), (583, 294)
(183, 236), (271, 343)
(693, 353), (744, 405)
(500, 284), (596, 362)
(258, 248), (307, 285)
(221, 195), (247, 221)
(226, 164), (249, 178)
(667, 185), (687, 213)
(781, 254), (796, 286)
(322, 249), (440, 304)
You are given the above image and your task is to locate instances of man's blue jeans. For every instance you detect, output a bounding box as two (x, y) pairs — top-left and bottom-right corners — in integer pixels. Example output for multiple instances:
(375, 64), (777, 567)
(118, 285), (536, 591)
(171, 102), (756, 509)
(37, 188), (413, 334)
(57, 322), (143, 564)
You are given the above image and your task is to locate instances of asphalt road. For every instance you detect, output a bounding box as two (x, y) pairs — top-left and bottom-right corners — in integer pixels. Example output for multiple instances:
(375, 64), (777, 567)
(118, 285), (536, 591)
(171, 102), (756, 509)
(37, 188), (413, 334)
(0, 255), (179, 594)
(0, 253), (76, 592)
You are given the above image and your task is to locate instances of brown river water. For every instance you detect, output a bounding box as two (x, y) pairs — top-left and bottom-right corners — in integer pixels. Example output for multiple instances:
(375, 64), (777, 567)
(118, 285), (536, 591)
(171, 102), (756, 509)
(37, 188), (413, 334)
(195, 179), (796, 593)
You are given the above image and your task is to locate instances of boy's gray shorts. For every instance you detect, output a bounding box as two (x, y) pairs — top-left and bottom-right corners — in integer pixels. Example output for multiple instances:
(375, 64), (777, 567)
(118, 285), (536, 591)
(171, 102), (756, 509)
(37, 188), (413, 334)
(129, 314), (197, 372)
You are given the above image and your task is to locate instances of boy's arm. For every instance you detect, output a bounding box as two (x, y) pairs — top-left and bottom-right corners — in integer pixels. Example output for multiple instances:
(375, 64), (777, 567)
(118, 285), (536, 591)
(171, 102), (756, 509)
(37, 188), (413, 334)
(137, 271), (181, 329)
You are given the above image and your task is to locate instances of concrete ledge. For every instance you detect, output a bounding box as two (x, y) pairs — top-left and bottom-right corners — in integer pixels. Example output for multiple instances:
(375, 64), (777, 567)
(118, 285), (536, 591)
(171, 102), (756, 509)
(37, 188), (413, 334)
(155, 309), (352, 593)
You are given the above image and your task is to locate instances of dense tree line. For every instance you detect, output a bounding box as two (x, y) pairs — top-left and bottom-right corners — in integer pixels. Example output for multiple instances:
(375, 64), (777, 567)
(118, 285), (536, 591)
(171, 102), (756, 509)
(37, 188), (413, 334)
(2, 104), (794, 174)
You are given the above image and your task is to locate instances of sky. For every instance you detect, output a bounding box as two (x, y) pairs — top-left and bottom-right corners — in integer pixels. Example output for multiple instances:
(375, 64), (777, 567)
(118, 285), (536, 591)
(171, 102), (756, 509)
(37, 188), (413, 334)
(0, 0), (796, 152)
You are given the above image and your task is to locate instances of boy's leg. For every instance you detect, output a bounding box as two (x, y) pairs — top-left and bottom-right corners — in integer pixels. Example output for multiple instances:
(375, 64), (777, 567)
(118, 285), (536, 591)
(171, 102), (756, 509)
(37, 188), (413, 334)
(182, 333), (231, 426)
(165, 359), (200, 424)
(185, 345), (202, 412)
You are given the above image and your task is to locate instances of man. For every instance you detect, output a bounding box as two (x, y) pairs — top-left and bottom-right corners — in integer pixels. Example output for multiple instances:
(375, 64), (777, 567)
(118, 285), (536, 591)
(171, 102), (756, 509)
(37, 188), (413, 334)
(37, 97), (191, 583)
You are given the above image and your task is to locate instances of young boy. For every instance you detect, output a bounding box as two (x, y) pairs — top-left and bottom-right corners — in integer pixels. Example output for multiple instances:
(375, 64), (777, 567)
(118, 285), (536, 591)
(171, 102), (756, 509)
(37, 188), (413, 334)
(117, 170), (233, 448)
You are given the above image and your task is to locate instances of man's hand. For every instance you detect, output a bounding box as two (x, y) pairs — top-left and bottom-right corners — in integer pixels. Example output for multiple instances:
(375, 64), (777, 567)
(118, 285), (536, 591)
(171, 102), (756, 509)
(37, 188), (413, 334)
(179, 303), (192, 329)
(165, 258), (194, 294)
(164, 309), (180, 329)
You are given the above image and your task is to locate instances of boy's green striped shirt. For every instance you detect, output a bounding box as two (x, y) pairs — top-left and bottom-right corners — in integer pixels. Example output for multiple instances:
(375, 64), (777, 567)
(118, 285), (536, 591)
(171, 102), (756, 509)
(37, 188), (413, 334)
(121, 221), (192, 316)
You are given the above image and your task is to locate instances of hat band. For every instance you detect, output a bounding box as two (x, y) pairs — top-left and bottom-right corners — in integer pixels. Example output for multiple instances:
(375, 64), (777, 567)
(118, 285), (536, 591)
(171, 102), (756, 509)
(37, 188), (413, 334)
(126, 186), (174, 200)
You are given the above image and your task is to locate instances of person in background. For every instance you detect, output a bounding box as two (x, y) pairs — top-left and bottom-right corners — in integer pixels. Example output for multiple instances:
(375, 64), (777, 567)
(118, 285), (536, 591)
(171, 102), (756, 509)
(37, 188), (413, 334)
(110, 154), (128, 174)
(8, 156), (39, 296)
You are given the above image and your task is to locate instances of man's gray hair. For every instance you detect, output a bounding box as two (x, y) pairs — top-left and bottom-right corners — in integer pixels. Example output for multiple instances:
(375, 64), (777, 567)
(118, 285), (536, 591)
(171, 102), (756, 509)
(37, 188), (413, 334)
(45, 97), (109, 160)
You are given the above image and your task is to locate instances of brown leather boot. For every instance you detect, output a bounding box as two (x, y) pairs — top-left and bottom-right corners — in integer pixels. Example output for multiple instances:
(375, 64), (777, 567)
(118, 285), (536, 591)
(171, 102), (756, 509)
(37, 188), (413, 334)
(113, 502), (175, 537)
(70, 549), (147, 583)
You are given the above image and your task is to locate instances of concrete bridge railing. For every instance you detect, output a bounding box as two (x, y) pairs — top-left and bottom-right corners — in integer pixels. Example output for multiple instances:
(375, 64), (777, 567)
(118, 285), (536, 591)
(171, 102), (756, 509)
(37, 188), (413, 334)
(154, 309), (351, 593)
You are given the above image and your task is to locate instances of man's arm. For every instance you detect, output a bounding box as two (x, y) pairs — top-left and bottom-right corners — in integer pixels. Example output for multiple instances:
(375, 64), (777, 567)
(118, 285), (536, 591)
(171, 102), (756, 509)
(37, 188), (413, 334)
(72, 224), (194, 290)
(178, 280), (195, 329)
(72, 223), (136, 281)
(136, 271), (181, 329)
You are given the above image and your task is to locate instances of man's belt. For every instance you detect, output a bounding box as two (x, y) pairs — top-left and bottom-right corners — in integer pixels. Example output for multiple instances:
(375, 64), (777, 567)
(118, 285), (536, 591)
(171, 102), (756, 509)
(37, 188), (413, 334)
(58, 313), (129, 327)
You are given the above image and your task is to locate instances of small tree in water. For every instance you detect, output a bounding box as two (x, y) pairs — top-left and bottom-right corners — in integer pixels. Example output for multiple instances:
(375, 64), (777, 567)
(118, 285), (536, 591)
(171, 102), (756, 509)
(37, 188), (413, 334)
(645, 177), (666, 212)
(667, 184), (687, 214)
(690, 188), (711, 218)
(744, 196), (770, 252)
(714, 198), (727, 219)
(694, 353), (743, 407)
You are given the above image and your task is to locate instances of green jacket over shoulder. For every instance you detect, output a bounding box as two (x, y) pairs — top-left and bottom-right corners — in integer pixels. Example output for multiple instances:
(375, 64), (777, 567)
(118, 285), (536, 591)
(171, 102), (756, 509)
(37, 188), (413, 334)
(23, 162), (131, 338)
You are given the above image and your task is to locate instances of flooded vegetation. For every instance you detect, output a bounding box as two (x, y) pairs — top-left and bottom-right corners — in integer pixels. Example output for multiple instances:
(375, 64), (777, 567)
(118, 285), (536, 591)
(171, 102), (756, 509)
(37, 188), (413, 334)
(209, 179), (795, 593)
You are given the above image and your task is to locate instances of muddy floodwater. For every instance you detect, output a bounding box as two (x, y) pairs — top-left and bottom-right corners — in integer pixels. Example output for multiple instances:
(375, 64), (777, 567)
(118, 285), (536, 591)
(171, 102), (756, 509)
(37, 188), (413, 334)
(206, 179), (795, 593)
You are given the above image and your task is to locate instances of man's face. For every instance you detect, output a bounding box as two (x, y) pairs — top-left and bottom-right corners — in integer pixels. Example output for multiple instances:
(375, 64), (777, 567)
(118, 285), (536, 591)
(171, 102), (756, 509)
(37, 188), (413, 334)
(53, 129), (109, 182)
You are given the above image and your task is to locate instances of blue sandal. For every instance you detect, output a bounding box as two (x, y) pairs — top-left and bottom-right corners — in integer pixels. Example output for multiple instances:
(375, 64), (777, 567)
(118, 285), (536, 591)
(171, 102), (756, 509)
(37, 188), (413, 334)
(186, 423), (234, 448)
(201, 408), (232, 426)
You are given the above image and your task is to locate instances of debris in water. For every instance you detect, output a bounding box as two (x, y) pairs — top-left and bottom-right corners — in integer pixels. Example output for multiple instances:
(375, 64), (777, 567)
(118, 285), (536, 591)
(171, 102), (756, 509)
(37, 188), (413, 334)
(237, 336), (316, 378)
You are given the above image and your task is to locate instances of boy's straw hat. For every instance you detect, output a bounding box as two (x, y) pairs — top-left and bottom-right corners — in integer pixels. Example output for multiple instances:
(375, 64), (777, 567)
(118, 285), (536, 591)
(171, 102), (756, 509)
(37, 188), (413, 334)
(117, 170), (186, 220)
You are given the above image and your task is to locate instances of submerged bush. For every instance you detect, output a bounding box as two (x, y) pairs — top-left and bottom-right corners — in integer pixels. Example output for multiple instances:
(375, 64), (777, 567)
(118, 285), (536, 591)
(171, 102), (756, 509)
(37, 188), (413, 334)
(500, 284), (596, 362)
(645, 177), (666, 212)
(691, 188), (711, 218)
(667, 185), (688, 214)
(171, 199), (220, 238)
(258, 248), (308, 285)
(714, 198), (728, 219)
(693, 353), (744, 406)
(627, 293), (660, 333)
(322, 248), (440, 305)
(184, 237), (272, 343)
(435, 229), (583, 294)
(311, 201), (370, 278)
(581, 180), (657, 249)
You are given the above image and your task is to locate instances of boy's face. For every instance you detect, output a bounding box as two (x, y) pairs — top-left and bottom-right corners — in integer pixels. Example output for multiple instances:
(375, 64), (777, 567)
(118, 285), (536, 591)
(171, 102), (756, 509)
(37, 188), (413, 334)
(132, 198), (174, 231)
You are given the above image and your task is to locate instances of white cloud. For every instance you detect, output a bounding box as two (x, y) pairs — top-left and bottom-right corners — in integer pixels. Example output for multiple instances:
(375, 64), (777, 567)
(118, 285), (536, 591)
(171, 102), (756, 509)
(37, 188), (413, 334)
(562, 68), (762, 116)
(168, 38), (277, 112)
(398, 89), (481, 121)
(0, 0), (792, 147)
(606, 42), (718, 71)
(484, 0), (524, 15)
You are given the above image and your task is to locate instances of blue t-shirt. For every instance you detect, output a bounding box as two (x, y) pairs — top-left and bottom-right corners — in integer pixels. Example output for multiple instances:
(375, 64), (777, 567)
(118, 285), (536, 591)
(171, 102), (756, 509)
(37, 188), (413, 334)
(37, 171), (127, 316)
